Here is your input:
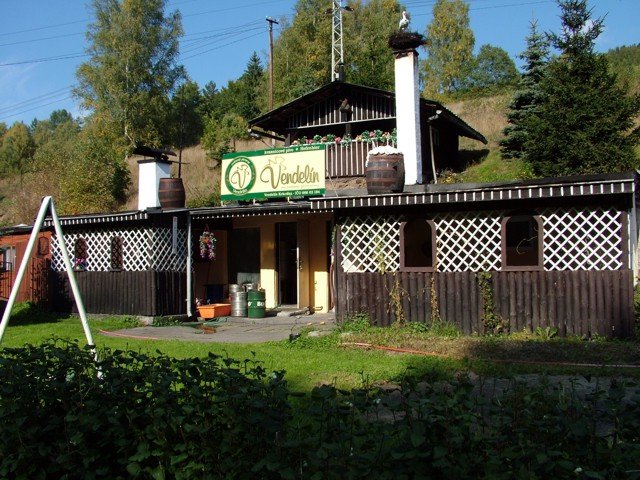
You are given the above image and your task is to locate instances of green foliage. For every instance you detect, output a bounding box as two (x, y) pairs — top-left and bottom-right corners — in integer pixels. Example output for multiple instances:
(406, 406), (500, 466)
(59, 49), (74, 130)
(56, 120), (130, 215)
(167, 80), (204, 149)
(0, 121), (35, 176)
(501, 20), (550, 160)
(343, 0), (401, 91)
(606, 44), (640, 95)
(2, 340), (639, 478)
(201, 112), (250, 161)
(467, 44), (519, 91)
(151, 315), (184, 326)
(75, 0), (185, 149)
(524, 0), (640, 176)
(339, 313), (372, 332)
(476, 271), (508, 335)
(422, 0), (475, 98)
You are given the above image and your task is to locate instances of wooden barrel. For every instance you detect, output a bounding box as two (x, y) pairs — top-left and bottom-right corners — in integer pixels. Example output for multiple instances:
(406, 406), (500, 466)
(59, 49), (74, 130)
(158, 178), (185, 209)
(365, 153), (405, 194)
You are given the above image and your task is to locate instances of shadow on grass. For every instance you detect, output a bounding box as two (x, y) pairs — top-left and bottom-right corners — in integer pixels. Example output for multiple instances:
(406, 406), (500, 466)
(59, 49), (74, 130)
(2, 302), (69, 326)
(453, 148), (490, 171)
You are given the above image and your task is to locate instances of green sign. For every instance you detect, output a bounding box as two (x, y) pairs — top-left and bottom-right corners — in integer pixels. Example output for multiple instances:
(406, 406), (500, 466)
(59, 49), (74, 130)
(221, 144), (326, 201)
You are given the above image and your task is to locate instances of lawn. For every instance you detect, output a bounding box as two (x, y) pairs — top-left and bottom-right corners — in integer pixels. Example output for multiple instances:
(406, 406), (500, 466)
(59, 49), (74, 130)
(1, 303), (639, 392)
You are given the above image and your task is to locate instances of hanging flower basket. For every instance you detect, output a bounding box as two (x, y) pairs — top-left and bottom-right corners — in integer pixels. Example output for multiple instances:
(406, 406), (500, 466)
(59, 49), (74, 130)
(199, 230), (217, 260)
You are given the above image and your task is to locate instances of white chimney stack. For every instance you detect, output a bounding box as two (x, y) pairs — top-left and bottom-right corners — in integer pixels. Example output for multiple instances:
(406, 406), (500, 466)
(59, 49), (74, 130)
(394, 48), (423, 185)
(137, 158), (171, 211)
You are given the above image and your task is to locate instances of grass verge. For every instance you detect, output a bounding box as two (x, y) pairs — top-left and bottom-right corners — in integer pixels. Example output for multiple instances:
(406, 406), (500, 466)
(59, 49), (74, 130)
(1, 304), (639, 392)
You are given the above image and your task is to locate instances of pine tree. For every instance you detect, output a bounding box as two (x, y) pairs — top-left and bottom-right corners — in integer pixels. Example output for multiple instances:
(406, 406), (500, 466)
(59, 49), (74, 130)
(500, 20), (549, 159)
(525, 0), (640, 176)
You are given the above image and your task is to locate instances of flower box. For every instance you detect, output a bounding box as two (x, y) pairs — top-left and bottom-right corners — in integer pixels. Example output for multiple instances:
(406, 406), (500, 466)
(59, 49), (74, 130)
(197, 303), (231, 319)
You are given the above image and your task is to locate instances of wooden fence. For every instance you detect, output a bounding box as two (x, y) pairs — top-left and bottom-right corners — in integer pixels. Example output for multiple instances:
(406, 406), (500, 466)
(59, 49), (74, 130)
(51, 270), (187, 317)
(336, 270), (635, 338)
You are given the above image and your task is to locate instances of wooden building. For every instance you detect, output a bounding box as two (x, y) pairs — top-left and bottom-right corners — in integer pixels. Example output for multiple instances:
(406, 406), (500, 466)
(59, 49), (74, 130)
(33, 75), (638, 337)
(249, 81), (487, 182)
(0, 225), (51, 312)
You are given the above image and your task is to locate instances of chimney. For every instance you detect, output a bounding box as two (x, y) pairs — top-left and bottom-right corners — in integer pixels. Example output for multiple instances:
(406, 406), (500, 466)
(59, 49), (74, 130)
(391, 33), (424, 185)
(137, 157), (171, 211)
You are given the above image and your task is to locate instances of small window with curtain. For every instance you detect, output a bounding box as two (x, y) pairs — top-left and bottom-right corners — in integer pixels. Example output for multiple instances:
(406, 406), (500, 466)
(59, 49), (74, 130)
(400, 219), (436, 271)
(502, 214), (542, 270)
(110, 236), (124, 270)
(73, 238), (88, 270)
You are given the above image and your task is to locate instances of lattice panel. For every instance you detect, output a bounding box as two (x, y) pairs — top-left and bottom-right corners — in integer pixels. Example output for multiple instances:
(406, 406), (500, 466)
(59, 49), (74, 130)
(435, 211), (502, 272)
(542, 207), (624, 270)
(340, 215), (402, 272)
(51, 228), (187, 272)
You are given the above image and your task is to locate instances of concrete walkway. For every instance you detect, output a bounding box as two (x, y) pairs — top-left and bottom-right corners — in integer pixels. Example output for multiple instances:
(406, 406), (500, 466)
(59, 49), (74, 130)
(100, 311), (336, 343)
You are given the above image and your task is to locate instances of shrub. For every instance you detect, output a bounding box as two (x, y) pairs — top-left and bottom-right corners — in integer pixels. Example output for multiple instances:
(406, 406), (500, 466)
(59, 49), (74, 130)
(1, 341), (639, 478)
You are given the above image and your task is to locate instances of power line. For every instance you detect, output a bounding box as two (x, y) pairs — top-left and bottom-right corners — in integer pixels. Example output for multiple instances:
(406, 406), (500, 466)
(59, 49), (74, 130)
(0, 95), (74, 123)
(0, 53), (87, 67)
(0, 86), (73, 115)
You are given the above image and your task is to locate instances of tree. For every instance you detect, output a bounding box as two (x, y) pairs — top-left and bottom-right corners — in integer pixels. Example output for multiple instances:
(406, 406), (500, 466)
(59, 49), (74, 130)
(422, 0), (475, 98)
(0, 122), (35, 176)
(31, 110), (78, 147)
(75, 0), (185, 148)
(344, 0), (402, 91)
(525, 0), (640, 176)
(271, 0), (332, 105)
(201, 113), (250, 162)
(468, 44), (519, 91)
(500, 21), (549, 159)
(168, 80), (203, 149)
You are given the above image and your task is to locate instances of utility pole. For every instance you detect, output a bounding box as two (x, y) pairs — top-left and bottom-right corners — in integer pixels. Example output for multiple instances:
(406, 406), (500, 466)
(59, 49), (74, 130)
(266, 16), (279, 110)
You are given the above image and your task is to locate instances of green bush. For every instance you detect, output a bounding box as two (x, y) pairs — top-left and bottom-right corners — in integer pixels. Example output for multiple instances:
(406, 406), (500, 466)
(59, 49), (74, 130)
(1, 341), (639, 478)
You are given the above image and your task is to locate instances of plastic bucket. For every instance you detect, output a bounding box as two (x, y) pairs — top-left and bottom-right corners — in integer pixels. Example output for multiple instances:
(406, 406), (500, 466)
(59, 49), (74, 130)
(230, 291), (247, 317)
(247, 289), (266, 318)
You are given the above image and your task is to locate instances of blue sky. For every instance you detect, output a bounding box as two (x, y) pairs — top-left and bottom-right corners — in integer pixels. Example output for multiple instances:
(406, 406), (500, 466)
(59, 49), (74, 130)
(0, 0), (638, 126)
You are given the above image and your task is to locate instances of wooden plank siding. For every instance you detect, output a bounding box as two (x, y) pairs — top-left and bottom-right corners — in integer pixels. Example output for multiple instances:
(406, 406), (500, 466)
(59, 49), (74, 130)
(336, 270), (634, 338)
(50, 271), (186, 317)
(325, 141), (373, 178)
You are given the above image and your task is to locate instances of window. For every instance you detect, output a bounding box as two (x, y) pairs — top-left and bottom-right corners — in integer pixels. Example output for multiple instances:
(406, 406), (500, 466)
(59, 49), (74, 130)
(501, 214), (542, 269)
(73, 238), (88, 270)
(0, 246), (16, 272)
(110, 236), (124, 270)
(400, 219), (435, 271)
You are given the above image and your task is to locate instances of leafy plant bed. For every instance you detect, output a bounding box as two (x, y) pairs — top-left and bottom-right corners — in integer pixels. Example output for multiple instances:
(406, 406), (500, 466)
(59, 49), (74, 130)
(0, 340), (639, 479)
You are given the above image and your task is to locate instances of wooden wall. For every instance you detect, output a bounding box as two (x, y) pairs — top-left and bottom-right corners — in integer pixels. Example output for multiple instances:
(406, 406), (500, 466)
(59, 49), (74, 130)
(51, 271), (187, 317)
(336, 270), (635, 338)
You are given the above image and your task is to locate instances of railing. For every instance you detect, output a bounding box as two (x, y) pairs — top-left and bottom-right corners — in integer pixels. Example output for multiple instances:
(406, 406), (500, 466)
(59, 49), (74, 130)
(324, 141), (374, 178)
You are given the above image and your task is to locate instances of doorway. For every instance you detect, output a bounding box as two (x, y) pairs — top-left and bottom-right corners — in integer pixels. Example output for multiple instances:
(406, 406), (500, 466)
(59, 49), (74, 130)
(276, 222), (297, 305)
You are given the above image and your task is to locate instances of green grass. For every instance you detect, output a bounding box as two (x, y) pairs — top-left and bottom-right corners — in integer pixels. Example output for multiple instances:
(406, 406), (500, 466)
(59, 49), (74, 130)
(2, 303), (639, 392)
(0, 304), (460, 392)
(457, 149), (532, 183)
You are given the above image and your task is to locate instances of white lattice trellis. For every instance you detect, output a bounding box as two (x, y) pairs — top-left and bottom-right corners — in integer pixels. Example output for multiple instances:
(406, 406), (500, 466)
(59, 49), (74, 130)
(542, 207), (624, 270)
(435, 211), (502, 272)
(51, 227), (188, 272)
(340, 215), (402, 272)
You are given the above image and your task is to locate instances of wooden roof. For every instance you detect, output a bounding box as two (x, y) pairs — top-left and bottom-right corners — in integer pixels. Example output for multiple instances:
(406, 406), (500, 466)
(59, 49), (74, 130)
(249, 81), (487, 144)
(311, 172), (636, 210)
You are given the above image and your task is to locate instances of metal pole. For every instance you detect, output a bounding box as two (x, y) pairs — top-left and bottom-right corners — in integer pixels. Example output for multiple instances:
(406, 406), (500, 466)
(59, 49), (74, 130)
(0, 197), (52, 343)
(429, 125), (438, 185)
(0, 197), (95, 350)
(186, 212), (193, 318)
(49, 201), (95, 348)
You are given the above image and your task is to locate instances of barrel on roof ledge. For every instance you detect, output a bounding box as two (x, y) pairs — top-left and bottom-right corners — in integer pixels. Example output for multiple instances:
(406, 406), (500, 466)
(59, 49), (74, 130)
(365, 146), (405, 195)
(158, 177), (186, 208)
